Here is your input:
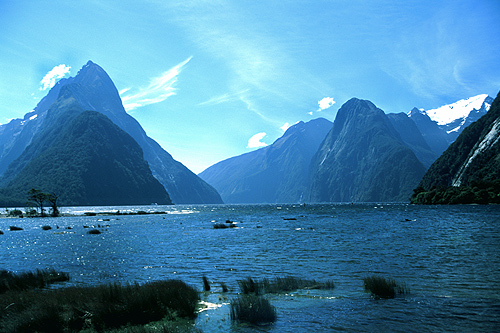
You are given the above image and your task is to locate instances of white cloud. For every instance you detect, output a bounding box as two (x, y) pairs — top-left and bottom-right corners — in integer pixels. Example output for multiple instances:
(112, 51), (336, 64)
(280, 122), (290, 132)
(247, 132), (267, 148)
(120, 56), (192, 111)
(317, 97), (335, 111)
(40, 64), (71, 91)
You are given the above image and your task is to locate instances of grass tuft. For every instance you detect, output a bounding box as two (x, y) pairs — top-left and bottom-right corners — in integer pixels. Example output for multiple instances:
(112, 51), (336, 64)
(238, 277), (261, 295)
(238, 276), (334, 295)
(230, 295), (277, 324)
(363, 275), (409, 299)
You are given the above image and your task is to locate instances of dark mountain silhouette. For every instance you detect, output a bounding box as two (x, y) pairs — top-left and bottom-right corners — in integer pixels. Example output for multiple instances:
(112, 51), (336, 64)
(411, 91), (500, 204)
(308, 98), (427, 202)
(406, 107), (450, 156)
(0, 61), (222, 204)
(199, 118), (332, 203)
(0, 111), (171, 206)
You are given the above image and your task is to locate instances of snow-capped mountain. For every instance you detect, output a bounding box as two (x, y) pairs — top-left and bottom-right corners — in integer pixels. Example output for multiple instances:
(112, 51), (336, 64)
(425, 94), (491, 126)
(407, 94), (493, 155)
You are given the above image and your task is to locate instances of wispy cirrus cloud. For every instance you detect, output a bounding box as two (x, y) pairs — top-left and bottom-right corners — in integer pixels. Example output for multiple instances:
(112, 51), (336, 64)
(198, 89), (250, 106)
(120, 56), (192, 111)
(247, 132), (267, 148)
(40, 64), (71, 90)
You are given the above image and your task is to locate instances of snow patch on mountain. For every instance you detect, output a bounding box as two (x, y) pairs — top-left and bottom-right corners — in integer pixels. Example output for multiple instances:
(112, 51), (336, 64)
(424, 94), (490, 125)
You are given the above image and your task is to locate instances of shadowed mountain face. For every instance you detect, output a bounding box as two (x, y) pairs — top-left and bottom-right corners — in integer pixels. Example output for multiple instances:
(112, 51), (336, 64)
(0, 61), (222, 204)
(199, 118), (333, 203)
(387, 112), (438, 168)
(0, 111), (172, 206)
(308, 98), (427, 202)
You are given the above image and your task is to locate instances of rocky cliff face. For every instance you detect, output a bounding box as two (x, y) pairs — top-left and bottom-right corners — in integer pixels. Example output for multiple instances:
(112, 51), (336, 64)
(308, 98), (426, 202)
(0, 61), (222, 204)
(199, 118), (332, 203)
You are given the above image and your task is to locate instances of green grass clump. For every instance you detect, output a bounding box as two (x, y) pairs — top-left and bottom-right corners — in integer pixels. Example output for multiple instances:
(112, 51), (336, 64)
(363, 275), (409, 299)
(0, 269), (69, 294)
(230, 295), (277, 324)
(0, 279), (199, 332)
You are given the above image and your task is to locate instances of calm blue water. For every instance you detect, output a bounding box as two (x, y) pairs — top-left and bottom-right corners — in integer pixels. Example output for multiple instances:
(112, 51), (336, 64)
(1, 203), (499, 332)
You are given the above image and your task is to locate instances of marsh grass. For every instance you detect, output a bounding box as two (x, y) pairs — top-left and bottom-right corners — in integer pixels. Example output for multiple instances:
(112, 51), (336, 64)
(0, 279), (199, 332)
(238, 277), (261, 295)
(0, 269), (69, 294)
(262, 276), (335, 293)
(363, 275), (409, 299)
(230, 295), (277, 324)
(238, 276), (334, 295)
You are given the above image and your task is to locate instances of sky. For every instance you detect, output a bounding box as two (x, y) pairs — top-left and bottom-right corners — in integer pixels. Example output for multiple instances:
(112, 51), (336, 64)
(1, 1), (499, 173)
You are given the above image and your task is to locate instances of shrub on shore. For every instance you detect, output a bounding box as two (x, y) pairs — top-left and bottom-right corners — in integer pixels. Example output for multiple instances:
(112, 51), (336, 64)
(0, 279), (199, 332)
(230, 295), (276, 324)
(363, 275), (409, 299)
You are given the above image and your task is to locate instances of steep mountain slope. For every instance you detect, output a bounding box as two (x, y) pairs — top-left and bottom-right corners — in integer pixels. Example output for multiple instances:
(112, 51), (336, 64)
(387, 112), (438, 168)
(407, 94), (492, 155)
(308, 98), (426, 202)
(0, 111), (171, 206)
(0, 61), (222, 204)
(411, 92), (500, 204)
(199, 118), (332, 203)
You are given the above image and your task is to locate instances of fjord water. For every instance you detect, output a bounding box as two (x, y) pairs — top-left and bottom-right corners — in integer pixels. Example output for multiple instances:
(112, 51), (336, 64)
(1, 204), (499, 332)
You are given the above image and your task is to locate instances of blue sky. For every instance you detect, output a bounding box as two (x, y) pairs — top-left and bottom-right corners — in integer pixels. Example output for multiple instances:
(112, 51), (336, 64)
(1, 1), (499, 173)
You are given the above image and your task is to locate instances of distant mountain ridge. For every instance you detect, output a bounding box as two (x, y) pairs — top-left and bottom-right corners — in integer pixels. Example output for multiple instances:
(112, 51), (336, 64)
(200, 94), (493, 204)
(199, 118), (332, 203)
(308, 98), (427, 202)
(0, 61), (222, 204)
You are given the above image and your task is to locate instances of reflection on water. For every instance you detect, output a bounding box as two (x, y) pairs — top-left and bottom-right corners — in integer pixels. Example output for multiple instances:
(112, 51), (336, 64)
(1, 203), (499, 331)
